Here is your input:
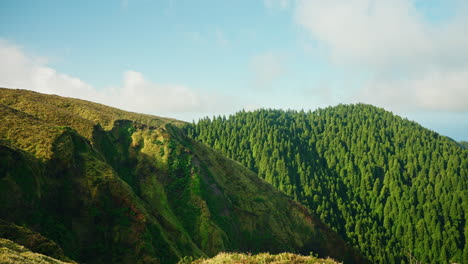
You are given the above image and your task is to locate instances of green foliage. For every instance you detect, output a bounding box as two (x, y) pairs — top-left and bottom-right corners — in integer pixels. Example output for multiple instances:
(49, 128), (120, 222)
(459, 141), (468, 149)
(0, 220), (74, 263)
(0, 88), (367, 264)
(0, 238), (75, 264)
(189, 105), (468, 264)
(180, 252), (340, 264)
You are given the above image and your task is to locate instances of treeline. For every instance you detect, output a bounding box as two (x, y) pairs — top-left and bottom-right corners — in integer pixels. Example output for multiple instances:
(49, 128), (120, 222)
(187, 104), (468, 264)
(459, 141), (468, 150)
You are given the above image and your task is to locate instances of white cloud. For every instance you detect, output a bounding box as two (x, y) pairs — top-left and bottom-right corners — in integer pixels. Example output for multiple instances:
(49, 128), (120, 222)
(295, 0), (468, 69)
(0, 39), (237, 119)
(0, 39), (97, 98)
(250, 52), (286, 88)
(295, 0), (468, 111)
(111, 70), (233, 114)
(358, 68), (468, 111)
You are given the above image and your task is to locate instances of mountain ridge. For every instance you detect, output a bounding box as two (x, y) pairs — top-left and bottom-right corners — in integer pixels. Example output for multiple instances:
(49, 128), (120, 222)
(0, 88), (366, 264)
(189, 105), (468, 264)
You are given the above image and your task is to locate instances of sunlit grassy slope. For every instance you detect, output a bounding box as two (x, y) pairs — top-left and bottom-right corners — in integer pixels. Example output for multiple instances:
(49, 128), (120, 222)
(0, 238), (75, 264)
(0, 219), (74, 262)
(0, 88), (366, 264)
(181, 252), (340, 264)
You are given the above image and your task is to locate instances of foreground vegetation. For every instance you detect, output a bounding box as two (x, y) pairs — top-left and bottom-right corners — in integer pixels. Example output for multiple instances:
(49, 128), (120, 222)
(189, 105), (468, 264)
(0, 219), (73, 262)
(0, 88), (365, 264)
(0, 238), (74, 264)
(180, 252), (340, 264)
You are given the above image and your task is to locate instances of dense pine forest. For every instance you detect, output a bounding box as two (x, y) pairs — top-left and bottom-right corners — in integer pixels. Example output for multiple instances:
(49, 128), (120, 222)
(460, 141), (468, 150)
(187, 104), (468, 264)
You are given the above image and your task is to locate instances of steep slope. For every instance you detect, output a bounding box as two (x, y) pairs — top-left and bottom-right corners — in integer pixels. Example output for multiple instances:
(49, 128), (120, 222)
(189, 106), (468, 264)
(0, 238), (75, 264)
(0, 220), (74, 262)
(0, 88), (366, 264)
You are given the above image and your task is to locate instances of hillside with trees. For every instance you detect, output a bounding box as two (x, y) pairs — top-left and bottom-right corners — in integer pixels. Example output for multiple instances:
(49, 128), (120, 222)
(0, 88), (365, 264)
(188, 105), (468, 264)
(459, 141), (468, 150)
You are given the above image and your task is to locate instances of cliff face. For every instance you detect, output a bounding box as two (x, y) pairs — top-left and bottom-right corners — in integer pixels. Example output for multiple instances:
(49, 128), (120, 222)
(0, 88), (366, 264)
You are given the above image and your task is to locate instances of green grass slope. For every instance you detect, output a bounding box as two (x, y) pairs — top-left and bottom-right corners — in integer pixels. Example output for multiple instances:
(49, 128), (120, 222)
(0, 238), (75, 264)
(189, 106), (468, 264)
(0, 220), (74, 262)
(0, 88), (366, 264)
(180, 252), (340, 264)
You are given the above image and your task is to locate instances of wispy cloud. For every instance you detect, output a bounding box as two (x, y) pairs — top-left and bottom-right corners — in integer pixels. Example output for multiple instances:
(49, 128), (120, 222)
(357, 68), (468, 111)
(0, 39), (97, 97)
(120, 0), (129, 9)
(295, 0), (468, 69)
(215, 29), (229, 46)
(249, 52), (286, 88)
(185, 31), (205, 44)
(295, 0), (468, 111)
(0, 39), (239, 120)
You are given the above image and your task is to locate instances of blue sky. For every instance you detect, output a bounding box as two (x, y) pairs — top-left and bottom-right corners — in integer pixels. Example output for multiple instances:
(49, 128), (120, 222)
(1, 0), (467, 141)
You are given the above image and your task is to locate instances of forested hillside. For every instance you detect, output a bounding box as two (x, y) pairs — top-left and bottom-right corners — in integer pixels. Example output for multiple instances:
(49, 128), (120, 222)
(188, 105), (468, 264)
(460, 141), (468, 150)
(0, 88), (365, 264)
